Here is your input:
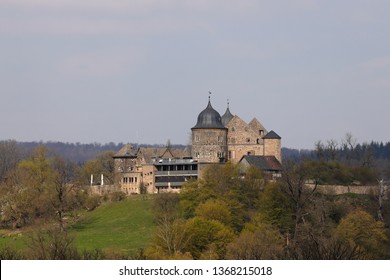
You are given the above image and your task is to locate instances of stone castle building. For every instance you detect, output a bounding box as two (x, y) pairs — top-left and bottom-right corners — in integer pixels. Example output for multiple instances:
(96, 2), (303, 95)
(113, 97), (282, 194)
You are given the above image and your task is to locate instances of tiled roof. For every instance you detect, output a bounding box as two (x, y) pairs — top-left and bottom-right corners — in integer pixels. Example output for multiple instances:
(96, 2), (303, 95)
(113, 144), (137, 158)
(240, 155), (282, 171)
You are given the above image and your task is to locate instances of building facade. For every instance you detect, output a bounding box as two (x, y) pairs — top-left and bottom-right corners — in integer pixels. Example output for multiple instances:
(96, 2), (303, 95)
(113, 97), (282, 194)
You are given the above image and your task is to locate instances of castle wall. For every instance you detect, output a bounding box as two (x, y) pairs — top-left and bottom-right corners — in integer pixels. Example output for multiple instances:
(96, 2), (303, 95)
(225, 116), (266, 162)
(192, 128), (228, 163)
(142, 164), (156, 194)
(264, 138), (282, 163)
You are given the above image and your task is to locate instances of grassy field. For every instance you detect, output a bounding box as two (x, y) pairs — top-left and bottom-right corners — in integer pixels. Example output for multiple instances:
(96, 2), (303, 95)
(71, 197), (155, 256)
(0, 196), (155, 257)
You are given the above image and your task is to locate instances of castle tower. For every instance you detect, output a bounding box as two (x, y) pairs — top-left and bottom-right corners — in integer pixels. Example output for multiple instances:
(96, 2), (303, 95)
(221, 100), (234, 126)
(191, 97), (228, 164)
(263, 130), (282, 163)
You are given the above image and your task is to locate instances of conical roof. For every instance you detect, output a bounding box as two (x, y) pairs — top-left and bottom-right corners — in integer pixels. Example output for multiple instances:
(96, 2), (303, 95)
(221, 106), (234, 126)
(192, 99), (225, 129)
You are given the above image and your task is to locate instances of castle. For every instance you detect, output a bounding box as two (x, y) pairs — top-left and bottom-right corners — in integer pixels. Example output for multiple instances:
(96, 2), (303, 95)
(113, 97), (282, 194)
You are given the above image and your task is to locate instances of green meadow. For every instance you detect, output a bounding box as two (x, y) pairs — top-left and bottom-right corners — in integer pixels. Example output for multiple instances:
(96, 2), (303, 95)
(0, 197), (155, 257)
(71, 197), (155, 255)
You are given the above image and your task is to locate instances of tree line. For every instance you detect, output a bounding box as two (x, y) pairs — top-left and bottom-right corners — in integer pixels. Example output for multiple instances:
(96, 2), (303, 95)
(1, 136), (389, 260)
(142, 161), (389, 260)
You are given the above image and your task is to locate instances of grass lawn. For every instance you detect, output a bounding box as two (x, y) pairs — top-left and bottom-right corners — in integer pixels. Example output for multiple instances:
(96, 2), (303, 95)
(70, 197), (155, 256)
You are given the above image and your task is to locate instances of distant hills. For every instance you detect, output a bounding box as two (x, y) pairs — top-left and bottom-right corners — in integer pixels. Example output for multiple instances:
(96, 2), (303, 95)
(10, 141), (305, 163)
(5, 140), (390, 164)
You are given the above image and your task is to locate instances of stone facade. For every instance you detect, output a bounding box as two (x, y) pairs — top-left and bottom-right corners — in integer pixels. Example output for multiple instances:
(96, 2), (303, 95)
(225, 116), (266, 162)
(192, 99), (282, 166)
(113, 98), (282, 194)
(192, 128), (228, 163)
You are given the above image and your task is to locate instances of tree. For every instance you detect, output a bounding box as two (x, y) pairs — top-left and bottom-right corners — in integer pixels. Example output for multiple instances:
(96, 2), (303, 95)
(27, 228), (77, 260)
(0, 140), (21, 182)
(280, 160), (318, 241)
(77, 150), (115, 185)
(257, 183), (295, 232)
(334, 210), (388, 258)
(195, 199), (232, 226)
(147, 193), (189, 258)
(226, 223), (284, 260)
(51, 157), (77, 231)
(184, 217), (235, 259)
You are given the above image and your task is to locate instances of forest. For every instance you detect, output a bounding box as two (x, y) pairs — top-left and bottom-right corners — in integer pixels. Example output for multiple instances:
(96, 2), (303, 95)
(0, 137), (389, 260)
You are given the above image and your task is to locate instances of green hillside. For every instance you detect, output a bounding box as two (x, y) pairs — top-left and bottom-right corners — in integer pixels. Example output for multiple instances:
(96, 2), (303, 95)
(0, 197), (155, 258)
(71, 197), (155, 256)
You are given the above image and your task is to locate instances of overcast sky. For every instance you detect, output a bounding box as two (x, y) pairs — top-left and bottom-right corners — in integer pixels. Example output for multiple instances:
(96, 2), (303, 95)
(1, 0), (389, 149)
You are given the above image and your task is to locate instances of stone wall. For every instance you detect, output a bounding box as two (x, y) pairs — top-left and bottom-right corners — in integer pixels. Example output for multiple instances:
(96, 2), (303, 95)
(192, 128), (228, 163)
(264, 138), (282, 163)
(226, 116), (266, 162)
(307, 184), (390, 199)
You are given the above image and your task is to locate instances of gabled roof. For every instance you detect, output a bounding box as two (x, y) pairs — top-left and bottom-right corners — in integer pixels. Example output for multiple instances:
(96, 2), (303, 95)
(113, 144), (137, 158)
(248, 118), (267, 134)
(137, 147), (185, 163)
(263, 130), (281, 139)
(239, 155), (282, 171)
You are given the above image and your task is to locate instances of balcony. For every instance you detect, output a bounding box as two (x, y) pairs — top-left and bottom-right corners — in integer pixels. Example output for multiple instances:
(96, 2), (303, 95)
(155, 170), (198, 176)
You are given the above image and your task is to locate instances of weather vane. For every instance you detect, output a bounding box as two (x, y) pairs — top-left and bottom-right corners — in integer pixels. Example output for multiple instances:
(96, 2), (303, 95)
(208, 91), (212, 101)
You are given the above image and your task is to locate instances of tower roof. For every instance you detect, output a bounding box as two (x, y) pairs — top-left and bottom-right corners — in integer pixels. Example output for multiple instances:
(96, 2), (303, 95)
(263, 130), (281, 139)
(192, 99), (225, 129)
(221, 103), (234, 126)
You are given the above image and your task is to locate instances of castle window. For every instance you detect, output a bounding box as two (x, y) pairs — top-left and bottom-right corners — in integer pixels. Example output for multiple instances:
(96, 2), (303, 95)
(195, 135), (200, 142)
(259, 130), (264, 136)
(257, 138), (260, 144)
(246, 138), (251, 143)
(218, 136), (223, 142)
(217, 152), (225, 158)
(231, 127), (235, 132)
(228, 150), (235, 159)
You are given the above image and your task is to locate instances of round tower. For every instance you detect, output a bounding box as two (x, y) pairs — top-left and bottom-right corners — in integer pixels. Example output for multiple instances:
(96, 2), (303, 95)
(191, 97), (228, 163)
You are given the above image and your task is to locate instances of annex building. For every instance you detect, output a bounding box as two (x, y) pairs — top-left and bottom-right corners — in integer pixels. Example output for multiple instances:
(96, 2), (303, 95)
(113, 98), (282, 194)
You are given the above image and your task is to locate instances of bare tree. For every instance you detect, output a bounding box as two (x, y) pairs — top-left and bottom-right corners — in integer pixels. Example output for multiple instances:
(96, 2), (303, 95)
(281, 160), (318, 241)
(0, 140), (21, 182)
(51, 157), (75, 232)
(327, 139), (338, 161)
(377, 179), (390, 222)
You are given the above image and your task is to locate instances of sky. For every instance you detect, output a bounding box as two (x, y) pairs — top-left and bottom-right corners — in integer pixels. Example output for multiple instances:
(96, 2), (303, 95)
(1, 0), (390, 149)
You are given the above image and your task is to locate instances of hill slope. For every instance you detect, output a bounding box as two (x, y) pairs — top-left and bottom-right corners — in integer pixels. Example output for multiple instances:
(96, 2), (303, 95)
(70, 197), (155, 256)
